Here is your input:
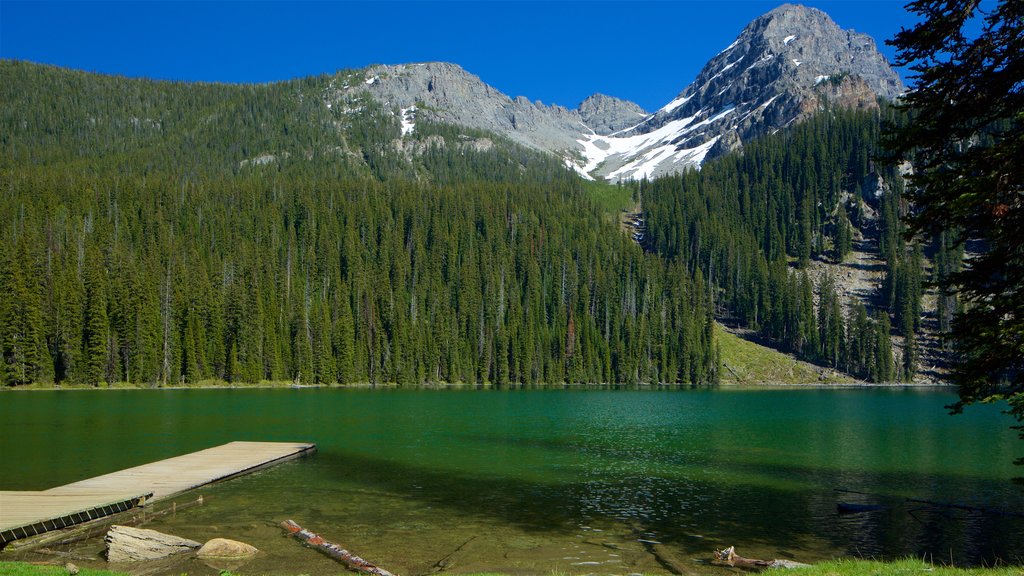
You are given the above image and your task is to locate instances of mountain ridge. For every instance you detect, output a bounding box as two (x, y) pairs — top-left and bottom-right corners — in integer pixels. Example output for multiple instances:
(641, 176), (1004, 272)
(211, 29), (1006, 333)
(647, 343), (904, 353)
(327, 3), (902, 181)
(2, 3), (904, 183)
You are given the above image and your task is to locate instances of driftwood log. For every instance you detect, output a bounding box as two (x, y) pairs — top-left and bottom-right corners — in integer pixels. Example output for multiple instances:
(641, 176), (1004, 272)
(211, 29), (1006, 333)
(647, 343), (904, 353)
(280, 519), (398, 576)
(713, 546), (809, 570)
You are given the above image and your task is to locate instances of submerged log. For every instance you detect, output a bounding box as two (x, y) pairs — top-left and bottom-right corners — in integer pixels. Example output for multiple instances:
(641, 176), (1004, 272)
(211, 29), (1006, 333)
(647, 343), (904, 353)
(425, 535), (477, 574)
(713, 546), (809, 570)
(280, 519), (398, 576)
(643, 539), (690, 575)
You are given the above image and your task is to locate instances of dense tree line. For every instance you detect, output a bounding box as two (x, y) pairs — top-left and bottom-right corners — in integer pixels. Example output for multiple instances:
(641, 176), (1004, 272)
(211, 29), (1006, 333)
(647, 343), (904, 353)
(642, 107), (924, 381)
(0, 61), (719, 386)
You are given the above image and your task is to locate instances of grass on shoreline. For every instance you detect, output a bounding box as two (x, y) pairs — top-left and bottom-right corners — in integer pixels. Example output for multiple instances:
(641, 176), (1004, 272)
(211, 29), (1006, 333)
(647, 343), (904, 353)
(715, 324), (855, 385)
(3, 558), (1022, 576)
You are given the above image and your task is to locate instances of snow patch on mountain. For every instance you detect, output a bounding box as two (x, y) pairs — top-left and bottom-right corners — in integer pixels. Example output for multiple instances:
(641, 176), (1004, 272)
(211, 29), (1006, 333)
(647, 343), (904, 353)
(608, 136), (720, 181)
(574, 106), (739, 180)
(658, 93), (694, 115)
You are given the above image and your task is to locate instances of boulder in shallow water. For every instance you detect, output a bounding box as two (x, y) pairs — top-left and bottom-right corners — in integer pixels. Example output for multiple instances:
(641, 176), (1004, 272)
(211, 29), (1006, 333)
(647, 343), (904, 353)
(197, 537), (259, 558)
(105, 525), (201, 562)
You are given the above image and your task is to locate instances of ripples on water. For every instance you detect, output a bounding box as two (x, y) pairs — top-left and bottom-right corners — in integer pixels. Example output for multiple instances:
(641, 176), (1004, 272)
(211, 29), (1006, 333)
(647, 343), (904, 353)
(1, 388), (1022, 575)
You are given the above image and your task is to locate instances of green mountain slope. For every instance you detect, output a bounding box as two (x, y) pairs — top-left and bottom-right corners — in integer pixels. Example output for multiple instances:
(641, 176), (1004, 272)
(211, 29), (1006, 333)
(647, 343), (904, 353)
(642, 106), (936, 383)
(0, 61), (720, 387)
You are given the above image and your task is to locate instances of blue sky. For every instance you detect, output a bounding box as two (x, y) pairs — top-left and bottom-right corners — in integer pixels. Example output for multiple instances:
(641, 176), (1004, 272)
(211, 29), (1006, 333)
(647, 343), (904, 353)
(0, 1), (917, 111)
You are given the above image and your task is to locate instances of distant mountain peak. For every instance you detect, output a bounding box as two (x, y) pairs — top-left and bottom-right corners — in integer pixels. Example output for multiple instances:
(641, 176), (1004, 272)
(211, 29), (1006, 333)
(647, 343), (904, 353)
(571, 2), (905, 180)
(319, 4), (903, 182)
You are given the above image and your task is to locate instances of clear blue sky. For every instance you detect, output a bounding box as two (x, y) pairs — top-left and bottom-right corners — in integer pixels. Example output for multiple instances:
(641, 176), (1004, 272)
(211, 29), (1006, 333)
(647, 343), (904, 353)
(0, 1), (917, 112)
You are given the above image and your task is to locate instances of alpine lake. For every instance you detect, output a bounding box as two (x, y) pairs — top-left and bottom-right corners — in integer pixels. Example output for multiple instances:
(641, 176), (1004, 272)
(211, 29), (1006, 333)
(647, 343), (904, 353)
(1, 387), (1022, 575)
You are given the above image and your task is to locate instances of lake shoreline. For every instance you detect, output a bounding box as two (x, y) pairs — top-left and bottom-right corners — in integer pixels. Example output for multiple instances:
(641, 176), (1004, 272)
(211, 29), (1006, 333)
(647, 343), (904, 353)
(1, 380), (954, 391)
(3, 557), (1023, 576)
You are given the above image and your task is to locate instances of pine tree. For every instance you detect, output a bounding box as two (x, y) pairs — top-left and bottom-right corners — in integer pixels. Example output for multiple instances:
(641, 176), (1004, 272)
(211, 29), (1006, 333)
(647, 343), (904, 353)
(81, 250), (109, 386)
(871, 311), (895, 383)
(835, 209), (853, 263)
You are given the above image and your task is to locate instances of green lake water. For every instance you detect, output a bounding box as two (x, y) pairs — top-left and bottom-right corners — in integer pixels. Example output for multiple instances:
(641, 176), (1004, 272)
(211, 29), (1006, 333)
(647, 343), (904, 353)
(1, 388), (1022, 575)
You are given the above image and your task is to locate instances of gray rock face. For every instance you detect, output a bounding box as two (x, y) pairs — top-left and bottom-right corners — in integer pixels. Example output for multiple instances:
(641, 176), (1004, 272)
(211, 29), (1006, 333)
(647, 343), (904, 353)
(326, 62), (586, 156)
(105, 525), (201, 563)
(576, 94), (648, 136)
(323, 4), (903, 181)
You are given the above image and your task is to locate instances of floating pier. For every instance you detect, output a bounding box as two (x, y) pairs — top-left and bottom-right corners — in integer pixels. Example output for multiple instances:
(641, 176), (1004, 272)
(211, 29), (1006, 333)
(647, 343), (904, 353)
(0, 441), (316, 545)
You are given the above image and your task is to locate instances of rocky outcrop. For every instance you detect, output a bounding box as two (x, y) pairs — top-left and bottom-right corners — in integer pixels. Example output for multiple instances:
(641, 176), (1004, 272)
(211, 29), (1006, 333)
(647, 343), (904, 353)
(327, 62), (586, 156)
(576, 94), (647, 136)
(104, 525), (200, 563)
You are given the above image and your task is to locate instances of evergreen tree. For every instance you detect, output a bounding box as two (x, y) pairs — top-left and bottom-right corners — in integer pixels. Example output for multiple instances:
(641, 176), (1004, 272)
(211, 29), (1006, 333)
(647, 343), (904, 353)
(887, 0), (1024, 450)
(871, 311), (895, 383)
(81, 249), (109, 385)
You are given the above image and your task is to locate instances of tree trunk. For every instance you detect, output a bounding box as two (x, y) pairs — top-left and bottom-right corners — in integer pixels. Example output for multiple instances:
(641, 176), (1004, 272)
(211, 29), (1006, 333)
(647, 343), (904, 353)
(713, 546), (809, 570)
(280, 520), (398, 576)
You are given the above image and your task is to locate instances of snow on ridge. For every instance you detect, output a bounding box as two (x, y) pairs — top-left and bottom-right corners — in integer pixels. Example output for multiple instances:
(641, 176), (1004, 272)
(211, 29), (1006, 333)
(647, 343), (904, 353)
(744, 51), (775, 73)
(578, 106), (737, 181)
(658, 93), (694, 115)
(607, 135), (721, 181)
(783, 34), (797, 45)
(579, 110), (705, 173)
(792, 59), (802, 67)
(717, 38), (741, 56)
(705, 59), (743, 85)
(609, 116), (652, 137)
(608, 143), (678, 181)
(815, 75), (829, 85)
(365, 76), (378, 85)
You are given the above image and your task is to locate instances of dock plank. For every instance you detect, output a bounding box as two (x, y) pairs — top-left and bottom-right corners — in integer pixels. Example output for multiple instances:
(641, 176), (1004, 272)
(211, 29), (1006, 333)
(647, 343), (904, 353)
(0, 440), (315, 544)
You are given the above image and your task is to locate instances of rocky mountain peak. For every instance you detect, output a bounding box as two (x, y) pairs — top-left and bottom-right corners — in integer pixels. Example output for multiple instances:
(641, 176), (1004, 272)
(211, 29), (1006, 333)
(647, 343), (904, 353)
(750, 3), (904, 99)
(577, 94), (648, 136)
(579, 2), (905, 180)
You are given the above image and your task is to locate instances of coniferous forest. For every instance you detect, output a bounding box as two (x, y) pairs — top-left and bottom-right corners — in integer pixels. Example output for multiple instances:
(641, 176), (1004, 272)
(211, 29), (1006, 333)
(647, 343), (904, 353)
(0, 60), (930, 387)
(0, 61), (718, 387)
(642, 107), (926, 383)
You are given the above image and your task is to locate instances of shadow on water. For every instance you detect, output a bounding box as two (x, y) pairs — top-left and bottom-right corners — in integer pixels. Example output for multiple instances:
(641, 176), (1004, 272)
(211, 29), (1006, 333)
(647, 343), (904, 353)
(310, 448), (1024, 566)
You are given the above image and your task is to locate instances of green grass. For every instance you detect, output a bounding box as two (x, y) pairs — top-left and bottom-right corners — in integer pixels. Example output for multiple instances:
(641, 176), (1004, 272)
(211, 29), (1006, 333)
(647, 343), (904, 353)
(580, 179), (636, 219)
(716, 323), (854, 385)
(0, 562), (129, 576)
(790, 558), (1024, 576)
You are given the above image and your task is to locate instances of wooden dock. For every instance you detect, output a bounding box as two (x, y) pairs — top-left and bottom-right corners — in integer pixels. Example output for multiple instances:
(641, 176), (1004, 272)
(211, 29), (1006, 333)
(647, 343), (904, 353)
(0, 441), (316, 545)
